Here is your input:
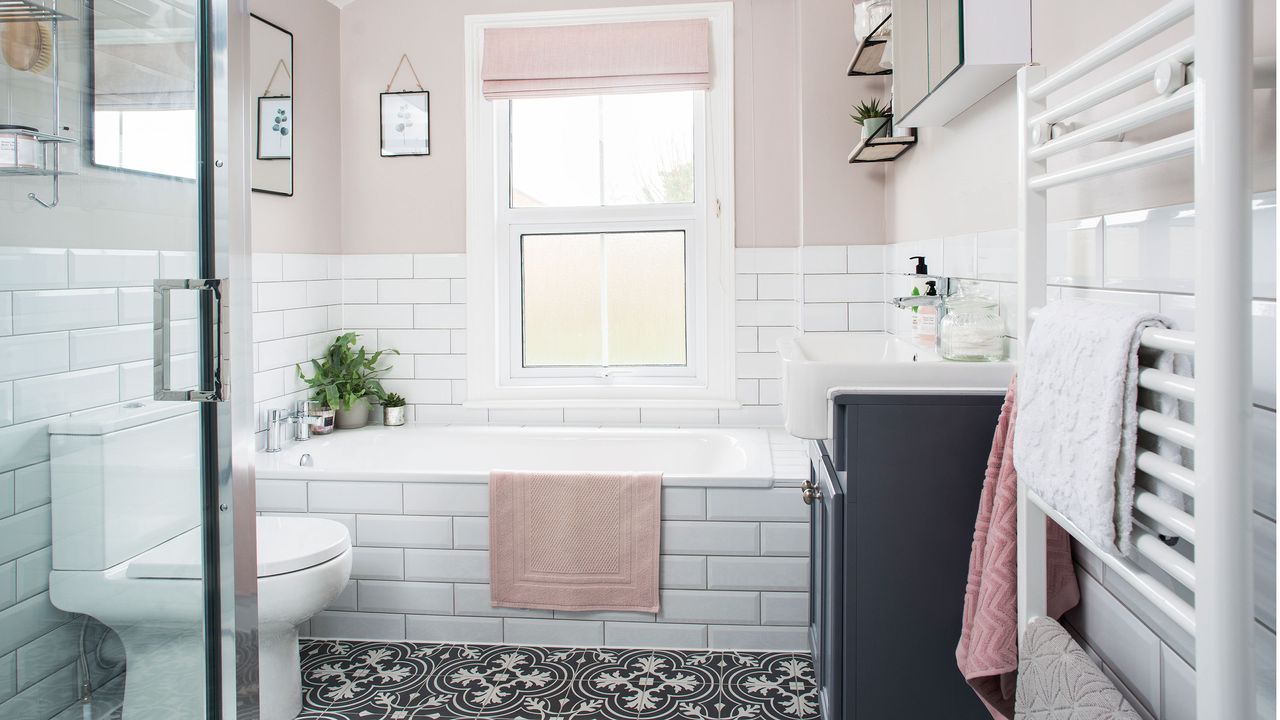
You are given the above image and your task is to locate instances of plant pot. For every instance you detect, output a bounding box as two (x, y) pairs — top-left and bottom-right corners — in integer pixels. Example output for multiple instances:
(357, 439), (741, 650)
(335, 397), (370, 429)
(384, 406), (406, 427)
(861, 117), (889, 138)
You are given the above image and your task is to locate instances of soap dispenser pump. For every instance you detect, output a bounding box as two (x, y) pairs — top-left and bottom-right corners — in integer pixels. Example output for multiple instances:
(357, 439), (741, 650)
(910, 255), (928, 275)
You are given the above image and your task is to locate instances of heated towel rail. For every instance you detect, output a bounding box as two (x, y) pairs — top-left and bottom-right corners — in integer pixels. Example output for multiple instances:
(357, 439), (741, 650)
(1015, 1), (1256, 717)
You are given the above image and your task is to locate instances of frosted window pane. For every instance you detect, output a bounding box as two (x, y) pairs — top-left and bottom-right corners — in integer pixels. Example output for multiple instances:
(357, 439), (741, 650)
(510, 96), (601, 208)
(605, 232), (686, 365)
(602, 93), (695, 205)
(522, 234), (603, 366)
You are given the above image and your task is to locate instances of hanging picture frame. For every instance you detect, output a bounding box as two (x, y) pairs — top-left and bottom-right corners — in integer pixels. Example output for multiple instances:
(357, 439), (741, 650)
(380, 54), (430, 157)
(257, 95), (293, 160)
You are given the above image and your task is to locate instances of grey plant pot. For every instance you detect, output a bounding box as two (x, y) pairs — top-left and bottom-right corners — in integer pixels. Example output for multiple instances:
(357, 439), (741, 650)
(861, 116), (889, 138)
(335, 397), (370, 429)
(384, 406), (406, 427)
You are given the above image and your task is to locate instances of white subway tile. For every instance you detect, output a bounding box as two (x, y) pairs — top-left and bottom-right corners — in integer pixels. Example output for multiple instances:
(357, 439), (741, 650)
(488, 409), (564, 425)
(344, 254), (414, 279)
(847, 303), (886, 332)
(707, 489), (808, 522)
(307, 280), (342, 307)
(1160, 643), (1195, 720)
(1047, 219), (1102, 286)
(757, 327), (798, 353)
(761, 592), (808, 626)
(450, 329), (467, 354)
(736, 300), (796, 327)
(379, 279), (450, 304)
(15, 546), (50, 600)
(116, 288), (147, 325)
(1254, 408), (1276, 519)
(660, 556), (707, 589)
(12, 289), (117, 333)
(450, 279), (467, 304)
(801, 303), (846, 331)
(351, 547), (405, 581)
(662, 489), (706, 520)
(253, 370), (283, 402)
(735, 352), (780, 379)
(657, 590), (759, 624)
(256, 336), (307, 371)
(0, 507), (50, 566)
(1066, 571), (1161, 710)
(760, 523), (808, 556)
(357, 515), (452, 549)
(0, 249), (66, 291)
(503, 618), (603, 646)
(256, 282), (309, 312)
(311, 610), (405, 640)
(942, 234), (978, 279)
(800, 246), (847, 274)
(118, 361), (150, 401)
(562, 408), (641, 425)
(282, 254), (329, 281)
(282, 307), (330, 338)
(758, 380), (782, 406)
(406, 615), (502, 643)
(252, 254), (283, 283)
(1058, 287), (1160, 312)
(735, 274), (757, 300)
(344, 304), (413, 329)
(1159, 295), (1275, 409)
(605, 621), (708, 649)
(414, 304), (466, 329)
(453, 583), (552, 618)
(404, 549), (489, 582)
(707, 557), (808, 591)
(253, 312), (284, 343)
(757, 274), (799, 301)
(1253, 515), (1275, 629)
(661, 521), (758, 555)
(13, 462), (48, 514)
(67, 249), (157, 288)
(0, 384), (10, 427)
(846, 245), (885, 274)
(640, 409), (719, 426)
(975, 229), (1018, 282)
(1253, 196), (1276, 299)
(0, 333), (68, 382)
(736, 379), (760, 406)
(160, 251), (196, 278)
(325, 580), (357, 611)
(342, 279), (378, 304)
(707, 625), (808, 651)
(0, 418), (54, 474)
(453, 517), (489, 550)
(377, 329), (450, 354)
(735, 248), (798, 275)
(13, 367), (118, 423)
(404, 484), (488, 516)
(413, 254), (467, 279)
(415, 354), (467, 380)
(803, 274), (882, 303)
(553, 608), (655, 622)
(357, 580), (453, 615)
(0, 592), (71, 658)
(310, 482), (403, 514)
(0, 293), (10, 336)
(256, 480), (307, 512)
(717, 406), (783, 427)
(0, 558), (14, 607)
(450, 380), (468, 404)
(735, 327), (757, 352)
(380, 379), (452, 405)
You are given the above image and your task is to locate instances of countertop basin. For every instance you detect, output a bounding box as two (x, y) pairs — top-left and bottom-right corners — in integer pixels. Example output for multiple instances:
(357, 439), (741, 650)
(778, 333), (1014, 439)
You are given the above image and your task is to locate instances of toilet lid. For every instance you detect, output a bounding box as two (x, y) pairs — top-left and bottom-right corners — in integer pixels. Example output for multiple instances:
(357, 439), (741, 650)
(127, 517), (351, 579)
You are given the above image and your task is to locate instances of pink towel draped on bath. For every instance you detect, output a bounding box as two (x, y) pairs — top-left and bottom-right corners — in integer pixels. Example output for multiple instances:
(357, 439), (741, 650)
(489, 470), (661, 613)
(956, 377), (1080, 719)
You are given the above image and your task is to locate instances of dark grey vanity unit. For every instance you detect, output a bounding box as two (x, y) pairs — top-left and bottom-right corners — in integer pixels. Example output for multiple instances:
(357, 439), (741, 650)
(806, 392), (1004, 720)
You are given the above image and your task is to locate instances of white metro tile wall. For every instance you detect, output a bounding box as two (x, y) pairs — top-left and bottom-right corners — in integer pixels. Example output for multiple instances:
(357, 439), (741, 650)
(0, 247), (197, 718)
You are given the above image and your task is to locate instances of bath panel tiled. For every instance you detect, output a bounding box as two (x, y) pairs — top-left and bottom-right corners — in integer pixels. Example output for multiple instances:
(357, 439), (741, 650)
(405, 615), (503, 643)
(503, 618), (604, 646)
(604, 620), (709, 649)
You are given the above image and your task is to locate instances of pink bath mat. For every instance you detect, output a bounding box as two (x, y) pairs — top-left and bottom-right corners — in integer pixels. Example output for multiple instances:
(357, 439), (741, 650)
(489, 470), (661, 613)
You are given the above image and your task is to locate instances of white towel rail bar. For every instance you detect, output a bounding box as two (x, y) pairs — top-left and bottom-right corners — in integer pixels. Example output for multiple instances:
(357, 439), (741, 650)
(1029, 131), (1195, 191)
(1138, 327), (1196, 354)
(1027, 86), (1194, 161)
(1132, 527), (1197, 591)
(1136, 449), (1197, 497)
(1133, 487), (1198, 543)
(1137, 408), (1196, 449)
(1029, 40), (1195, 127)
(1027, 0), (1194, 101)
(1137, 366), (1196, 402)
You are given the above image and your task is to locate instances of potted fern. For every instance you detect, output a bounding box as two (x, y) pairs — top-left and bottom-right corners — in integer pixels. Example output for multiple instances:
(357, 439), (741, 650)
(297, 333), (398, 430)
(382, 393), (407, 427)
(851, 98), (890, 138)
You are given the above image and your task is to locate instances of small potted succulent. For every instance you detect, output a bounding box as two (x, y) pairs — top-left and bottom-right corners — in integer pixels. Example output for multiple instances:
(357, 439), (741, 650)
(382, 393), (407, 427)
(851, 98), (890, 138)
(297, 332), (398, 430)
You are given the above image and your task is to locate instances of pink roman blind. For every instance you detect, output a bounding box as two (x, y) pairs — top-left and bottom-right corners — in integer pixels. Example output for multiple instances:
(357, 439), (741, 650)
(481, 19), (711, 100)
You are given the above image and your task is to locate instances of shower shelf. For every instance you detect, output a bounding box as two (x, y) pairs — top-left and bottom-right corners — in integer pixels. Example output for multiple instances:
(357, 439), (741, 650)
(0, 166), (75, 177)
(0, 0), (76, 22)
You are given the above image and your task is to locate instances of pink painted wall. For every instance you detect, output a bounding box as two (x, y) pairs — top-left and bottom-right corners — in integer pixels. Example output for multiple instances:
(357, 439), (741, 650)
(337, 0), (880, 252)
(250, 0), (343, 254)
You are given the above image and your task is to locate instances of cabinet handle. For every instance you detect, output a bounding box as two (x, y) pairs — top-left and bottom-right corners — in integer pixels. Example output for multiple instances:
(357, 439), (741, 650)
(803, 486), (822, 505)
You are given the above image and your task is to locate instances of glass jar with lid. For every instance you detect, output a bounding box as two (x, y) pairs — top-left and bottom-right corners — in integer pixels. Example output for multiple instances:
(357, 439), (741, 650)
(939, 282), (1006, 361)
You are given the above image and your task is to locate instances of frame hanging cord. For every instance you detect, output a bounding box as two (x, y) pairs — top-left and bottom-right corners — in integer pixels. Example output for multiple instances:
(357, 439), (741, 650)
(263, 58), (292, 97)
(386, 53), (426, 92)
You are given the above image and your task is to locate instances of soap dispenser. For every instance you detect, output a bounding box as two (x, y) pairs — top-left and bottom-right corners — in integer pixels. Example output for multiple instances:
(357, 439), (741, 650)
(913, 280), (938, 347)
(906, 255), (929, 310)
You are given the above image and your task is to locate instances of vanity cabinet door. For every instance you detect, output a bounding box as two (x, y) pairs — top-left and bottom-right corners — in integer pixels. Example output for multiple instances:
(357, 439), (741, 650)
(807, 441), (845, 720)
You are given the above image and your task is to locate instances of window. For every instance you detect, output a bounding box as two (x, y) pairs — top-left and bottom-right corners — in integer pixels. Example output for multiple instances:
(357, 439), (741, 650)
(466, 5), (736, 406)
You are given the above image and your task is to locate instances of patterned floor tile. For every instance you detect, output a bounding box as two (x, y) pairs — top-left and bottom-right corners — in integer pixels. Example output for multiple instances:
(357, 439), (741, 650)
(573, 649), (721, 720)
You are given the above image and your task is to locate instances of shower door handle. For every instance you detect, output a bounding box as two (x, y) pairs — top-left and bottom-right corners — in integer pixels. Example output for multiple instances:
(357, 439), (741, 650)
(154, 278), (227, 402)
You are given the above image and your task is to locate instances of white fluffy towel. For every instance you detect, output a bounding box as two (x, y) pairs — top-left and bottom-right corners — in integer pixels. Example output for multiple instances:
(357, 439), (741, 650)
(1014, 299), (1189, 556)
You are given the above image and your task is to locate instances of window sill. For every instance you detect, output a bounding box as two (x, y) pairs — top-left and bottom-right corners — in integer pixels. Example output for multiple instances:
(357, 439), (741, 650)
(462, 397), (742, 411)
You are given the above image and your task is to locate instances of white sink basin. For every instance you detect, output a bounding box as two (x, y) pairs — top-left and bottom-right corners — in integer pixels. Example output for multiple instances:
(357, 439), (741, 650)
(778, 333), (1014, 439)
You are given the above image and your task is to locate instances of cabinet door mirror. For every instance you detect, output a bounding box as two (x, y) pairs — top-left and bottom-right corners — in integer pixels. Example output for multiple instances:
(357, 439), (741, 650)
(90, 0), (198, 180)
(892, 0), (964, 118)
(250, 14), (293, 196)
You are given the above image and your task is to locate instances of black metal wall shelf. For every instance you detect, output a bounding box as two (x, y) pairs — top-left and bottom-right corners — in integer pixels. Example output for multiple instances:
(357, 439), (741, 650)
(846, 13), (892, 76)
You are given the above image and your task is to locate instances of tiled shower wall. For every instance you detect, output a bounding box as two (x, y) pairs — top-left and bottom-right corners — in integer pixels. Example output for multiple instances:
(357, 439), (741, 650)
(0, 247), (201, 719)
(882, 195), (1277, 720)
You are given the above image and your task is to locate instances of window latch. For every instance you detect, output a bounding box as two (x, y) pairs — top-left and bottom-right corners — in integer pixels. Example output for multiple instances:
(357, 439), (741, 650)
(715, 199), (721, 218)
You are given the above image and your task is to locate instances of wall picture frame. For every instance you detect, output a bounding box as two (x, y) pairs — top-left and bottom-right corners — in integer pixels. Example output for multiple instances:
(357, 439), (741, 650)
(380, 90), (430, 157)
(257, 96), (293, 160)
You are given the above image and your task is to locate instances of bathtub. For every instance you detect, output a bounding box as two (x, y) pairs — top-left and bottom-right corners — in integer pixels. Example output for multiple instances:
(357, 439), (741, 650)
(255, 424), (776, 487)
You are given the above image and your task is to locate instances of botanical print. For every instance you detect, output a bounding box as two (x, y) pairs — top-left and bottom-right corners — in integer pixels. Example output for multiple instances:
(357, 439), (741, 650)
(381, 91), (430, 157)
(257, 97), (292, 160)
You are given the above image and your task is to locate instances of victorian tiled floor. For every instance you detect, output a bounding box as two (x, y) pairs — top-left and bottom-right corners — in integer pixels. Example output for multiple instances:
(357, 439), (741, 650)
(296, 640), (819, 720)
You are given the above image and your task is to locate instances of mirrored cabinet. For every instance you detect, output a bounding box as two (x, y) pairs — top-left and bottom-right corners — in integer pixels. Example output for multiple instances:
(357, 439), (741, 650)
(892, 0), (1030, 127)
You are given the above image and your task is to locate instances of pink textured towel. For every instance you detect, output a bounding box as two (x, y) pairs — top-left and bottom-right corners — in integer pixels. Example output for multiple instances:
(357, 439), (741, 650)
(956, 377), (1080, 719)
(489, 471), (661, 613)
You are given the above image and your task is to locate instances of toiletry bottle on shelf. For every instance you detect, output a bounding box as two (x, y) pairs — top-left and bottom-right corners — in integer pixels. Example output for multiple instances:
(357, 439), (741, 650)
(913, 280), (938, 348)
(906, 255), (928, 311)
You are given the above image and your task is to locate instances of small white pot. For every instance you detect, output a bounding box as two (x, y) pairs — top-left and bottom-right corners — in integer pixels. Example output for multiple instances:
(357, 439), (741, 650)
(860, 117), (889, 138)
(383, 406), (406, 427)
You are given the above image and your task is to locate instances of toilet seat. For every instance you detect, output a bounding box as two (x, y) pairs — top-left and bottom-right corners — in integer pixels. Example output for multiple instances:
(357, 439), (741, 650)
(127, 516), (351, 579)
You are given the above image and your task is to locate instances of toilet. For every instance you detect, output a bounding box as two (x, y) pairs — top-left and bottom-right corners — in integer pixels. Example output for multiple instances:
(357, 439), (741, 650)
(47, 402), (352, 720)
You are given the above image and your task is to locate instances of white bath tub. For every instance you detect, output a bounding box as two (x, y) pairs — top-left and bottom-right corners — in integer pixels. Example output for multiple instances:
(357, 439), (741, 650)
(256, 425), (775, 487)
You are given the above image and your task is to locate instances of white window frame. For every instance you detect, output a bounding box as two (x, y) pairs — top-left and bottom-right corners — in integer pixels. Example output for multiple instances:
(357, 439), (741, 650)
(464, 3), (736, 408)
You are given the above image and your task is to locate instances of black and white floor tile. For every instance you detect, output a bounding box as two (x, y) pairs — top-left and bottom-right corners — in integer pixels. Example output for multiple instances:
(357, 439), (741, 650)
(298, 640), (819, 720)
